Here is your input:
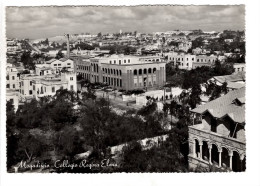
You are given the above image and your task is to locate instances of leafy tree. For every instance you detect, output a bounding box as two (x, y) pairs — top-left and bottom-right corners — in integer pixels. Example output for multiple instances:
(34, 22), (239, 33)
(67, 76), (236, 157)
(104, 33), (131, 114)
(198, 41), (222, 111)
(97, 32), (102, 38)
(213, 59), (234, 75)
(20, 51), (35, 70)
(191, 37), (204, 49)
(82, 87), (97, 101)
(137, 97), (157, 116)
(79, 98), (111, 158)
(55, 50), (64, 59)
(74, 43), (95, 50)
(7, 100), (19, 169)
(16, 99), (42, 129)
(53, 125), (84, 159)
(118, 133), (188, 172)
(17, 133), (43, 162)
(6, 100), (16, 127)
(188, 84), (202, 109)
(50, 89), (77, 124)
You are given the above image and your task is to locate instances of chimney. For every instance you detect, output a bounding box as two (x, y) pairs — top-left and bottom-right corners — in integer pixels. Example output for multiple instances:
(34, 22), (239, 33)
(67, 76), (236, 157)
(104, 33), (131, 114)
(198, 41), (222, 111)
(65, 34), (70, 59)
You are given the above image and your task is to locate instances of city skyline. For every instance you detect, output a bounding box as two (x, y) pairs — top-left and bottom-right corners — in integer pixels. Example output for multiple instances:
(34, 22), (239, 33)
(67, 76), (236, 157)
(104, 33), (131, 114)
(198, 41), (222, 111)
(6, 5), (245, 39)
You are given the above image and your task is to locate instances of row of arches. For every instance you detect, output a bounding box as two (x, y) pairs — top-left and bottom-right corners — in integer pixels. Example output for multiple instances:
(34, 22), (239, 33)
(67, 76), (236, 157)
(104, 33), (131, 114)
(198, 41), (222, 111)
(193, 138), (246, 172)
(91, 63), (99, 73)
(102, 68), (122, 76)
(103, 77), (122, 87)
(133, 68), (157, 76)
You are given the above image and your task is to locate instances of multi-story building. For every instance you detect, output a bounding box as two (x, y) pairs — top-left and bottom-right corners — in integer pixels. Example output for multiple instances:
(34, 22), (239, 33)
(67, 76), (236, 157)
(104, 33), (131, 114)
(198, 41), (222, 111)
(19, 72), (77, 101)
(76, 54), (166, 90)
(34, 58), (75, 76)
(6, 63), (19, 91)
(188, 87), (246, 172)
(166, 52), (217, 70)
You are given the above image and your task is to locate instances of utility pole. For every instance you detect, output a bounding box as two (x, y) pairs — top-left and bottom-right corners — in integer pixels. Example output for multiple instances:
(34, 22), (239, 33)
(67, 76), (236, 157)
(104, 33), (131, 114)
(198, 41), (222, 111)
(163, 81), (166, 104)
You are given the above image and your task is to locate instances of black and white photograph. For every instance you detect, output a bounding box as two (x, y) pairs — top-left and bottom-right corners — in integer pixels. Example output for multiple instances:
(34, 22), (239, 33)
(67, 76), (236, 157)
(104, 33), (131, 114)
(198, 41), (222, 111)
(4, 4), (247, 173)
(1, 1), (260, 186)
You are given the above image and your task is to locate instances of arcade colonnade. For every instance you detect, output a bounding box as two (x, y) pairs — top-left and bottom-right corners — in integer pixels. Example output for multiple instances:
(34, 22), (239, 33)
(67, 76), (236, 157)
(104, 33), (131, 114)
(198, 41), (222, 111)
(189, 138), (246, 172)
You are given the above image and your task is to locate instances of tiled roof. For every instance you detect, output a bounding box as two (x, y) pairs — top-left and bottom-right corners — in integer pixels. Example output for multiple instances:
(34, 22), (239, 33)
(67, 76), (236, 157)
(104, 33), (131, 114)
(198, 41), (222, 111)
(192, 87), (245, 123)
(46, 58), (58, 64)
(59, 58), (68, 62)
(227, 82), (245, 89)
(214, 71), (245, 84)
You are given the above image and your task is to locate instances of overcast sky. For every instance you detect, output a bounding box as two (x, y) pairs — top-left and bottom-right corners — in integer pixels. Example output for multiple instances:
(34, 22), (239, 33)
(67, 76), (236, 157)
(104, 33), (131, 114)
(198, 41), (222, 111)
(6, 5), (245, 39)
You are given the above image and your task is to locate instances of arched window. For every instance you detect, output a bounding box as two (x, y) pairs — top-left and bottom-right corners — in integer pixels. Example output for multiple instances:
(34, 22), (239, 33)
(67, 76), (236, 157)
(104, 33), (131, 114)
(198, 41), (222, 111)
(105, 68), (107, 73)
(134, 69), (137, 75)
(153, 68), (156, 73)
(148, 68), (152, 74)
(211, 144), (219, 166)
(113, 69), (116, 75)
(221, 147), (230, 169)
(119, 70), (122, 76)
(108, 69), (110, 74)
(202, 141), (209, 161)
(144, 68), (147, 74)
(116, 70), (119, 76)
(139, 69), (142, 75)
(96, 64), (99, 73)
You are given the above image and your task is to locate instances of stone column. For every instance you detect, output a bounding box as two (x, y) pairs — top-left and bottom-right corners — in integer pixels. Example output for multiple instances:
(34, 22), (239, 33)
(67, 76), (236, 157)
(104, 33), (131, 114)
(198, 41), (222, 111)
(240, 154), (245, 171)
(162, 67), (165, 84)
(208, 145), (212, 164)
(151, 71), (154, 87)
(188, 140), (195, 158)
(137, 70), (140, 88)
(229, 151), (233, 170)
(219, 151), (222, 167)
(141, 69), (144, 88)
(130, 70), (133, 89)
(199, 142), (203, 160)
(126, 70), (129, 90)
(156, 69), (160, 87)
(193, 141), (196, 158)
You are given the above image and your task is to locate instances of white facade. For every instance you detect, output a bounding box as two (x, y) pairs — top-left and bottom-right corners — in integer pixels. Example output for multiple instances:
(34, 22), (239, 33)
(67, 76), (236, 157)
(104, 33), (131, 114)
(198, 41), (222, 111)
(42, 58), (74, 72)
(6, 63), (19, 90)
(19, 72), (77, 101)
(166, 52), (217, 70)
(233, 63), (245, 73)
(136, 87), (183, 107)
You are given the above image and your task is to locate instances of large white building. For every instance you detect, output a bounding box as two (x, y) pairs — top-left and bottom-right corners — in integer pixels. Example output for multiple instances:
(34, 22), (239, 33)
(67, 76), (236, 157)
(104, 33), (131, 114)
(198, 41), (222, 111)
(76, 54), (166, 90)
(18, 57), (76, 101)
(19, 72), (77, 101)
(166, 52), (217, 70)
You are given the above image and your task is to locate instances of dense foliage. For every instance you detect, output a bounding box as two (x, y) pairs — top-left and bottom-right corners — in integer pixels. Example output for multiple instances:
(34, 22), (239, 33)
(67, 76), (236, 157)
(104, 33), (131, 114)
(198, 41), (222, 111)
(7, 88), (178, 172)
(166, 59), (234, 89)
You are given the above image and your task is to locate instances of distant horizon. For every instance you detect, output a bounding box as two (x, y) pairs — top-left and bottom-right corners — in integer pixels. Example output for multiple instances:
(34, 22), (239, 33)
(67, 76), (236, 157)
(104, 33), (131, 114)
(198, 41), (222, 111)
(8, 29), (245, 40)
(6, 5), (245, 39)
